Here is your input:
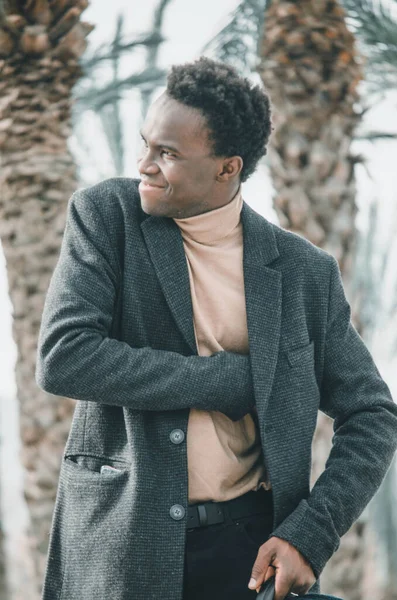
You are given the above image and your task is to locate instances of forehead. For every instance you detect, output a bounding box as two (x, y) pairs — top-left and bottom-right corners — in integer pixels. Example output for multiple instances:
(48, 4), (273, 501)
(142, 94), (211, 153)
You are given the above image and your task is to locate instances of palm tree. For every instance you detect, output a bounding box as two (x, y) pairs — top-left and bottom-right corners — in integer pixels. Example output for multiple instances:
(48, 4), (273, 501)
(257, 4), (397, 598)
(0, 1), (92, 595)
(258, 0), (362, 270)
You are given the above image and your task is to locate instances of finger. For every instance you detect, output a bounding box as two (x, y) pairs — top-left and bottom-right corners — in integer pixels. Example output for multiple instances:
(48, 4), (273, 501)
(248, 556), (269, 591)
(274, 568), (293, 600)
(256, 566), (276, 593)
(248, 543), (276, 589)
(264, 565), (276, 581)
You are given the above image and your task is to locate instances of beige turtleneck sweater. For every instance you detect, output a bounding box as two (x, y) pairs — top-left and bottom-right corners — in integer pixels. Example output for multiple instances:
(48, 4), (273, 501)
(173, 189), (271, 505)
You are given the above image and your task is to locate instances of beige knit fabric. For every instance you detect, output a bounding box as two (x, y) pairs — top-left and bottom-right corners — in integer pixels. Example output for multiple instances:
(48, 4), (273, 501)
(173, 189), (271, 505)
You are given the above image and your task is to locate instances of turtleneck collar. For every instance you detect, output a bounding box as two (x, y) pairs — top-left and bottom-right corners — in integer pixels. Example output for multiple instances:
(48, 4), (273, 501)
(173, 188), (243, 245)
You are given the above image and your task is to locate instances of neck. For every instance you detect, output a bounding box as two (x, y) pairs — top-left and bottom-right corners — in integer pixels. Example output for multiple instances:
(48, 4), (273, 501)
(197, 182), (241, 217)
(173, 185), (243, 245)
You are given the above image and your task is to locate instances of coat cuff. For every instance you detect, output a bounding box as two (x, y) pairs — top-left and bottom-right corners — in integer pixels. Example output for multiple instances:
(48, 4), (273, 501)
(269, 499), (340, 578)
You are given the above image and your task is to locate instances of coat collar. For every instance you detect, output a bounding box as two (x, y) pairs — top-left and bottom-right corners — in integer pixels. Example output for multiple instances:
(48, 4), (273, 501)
(140, 200), (282, 420)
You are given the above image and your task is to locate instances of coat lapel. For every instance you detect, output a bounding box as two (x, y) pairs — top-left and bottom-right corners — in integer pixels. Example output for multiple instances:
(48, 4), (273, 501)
(241, 202), (282, 423)
(141, 201), (282, 423)
(140, 215), (197, 354)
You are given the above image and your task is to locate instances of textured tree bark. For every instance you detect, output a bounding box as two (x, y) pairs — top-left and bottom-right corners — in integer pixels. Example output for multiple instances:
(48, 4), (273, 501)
(0, 1), (92, 596)
(258, 2), (369, 599)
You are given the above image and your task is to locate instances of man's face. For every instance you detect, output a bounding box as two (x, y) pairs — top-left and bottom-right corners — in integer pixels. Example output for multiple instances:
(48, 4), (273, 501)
(137, 93), (226, 219)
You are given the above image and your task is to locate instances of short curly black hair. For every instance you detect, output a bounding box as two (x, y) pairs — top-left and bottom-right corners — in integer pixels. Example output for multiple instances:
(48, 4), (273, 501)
(166, 56), (272, 182)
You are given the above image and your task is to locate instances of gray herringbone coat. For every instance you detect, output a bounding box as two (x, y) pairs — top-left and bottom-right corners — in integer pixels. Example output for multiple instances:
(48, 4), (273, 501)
(36, 177), (397, 600)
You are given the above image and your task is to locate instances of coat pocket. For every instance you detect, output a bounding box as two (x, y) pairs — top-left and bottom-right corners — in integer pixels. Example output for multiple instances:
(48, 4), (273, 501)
(282, 340), (320, 410)
(286, 340), (314, 367)
(63, 454), (130, 485)
(56, 454), (133, 600)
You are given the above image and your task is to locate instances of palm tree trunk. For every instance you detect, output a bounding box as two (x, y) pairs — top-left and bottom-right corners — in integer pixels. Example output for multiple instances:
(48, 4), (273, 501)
(258, 1), (367, 598)
(0, 2), (92, 595)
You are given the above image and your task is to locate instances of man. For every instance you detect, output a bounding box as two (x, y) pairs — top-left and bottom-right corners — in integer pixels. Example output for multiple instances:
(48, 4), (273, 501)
(35, 57), (397, 600)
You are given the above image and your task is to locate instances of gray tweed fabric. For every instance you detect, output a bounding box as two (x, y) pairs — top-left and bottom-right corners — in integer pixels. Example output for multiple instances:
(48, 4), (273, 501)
(35, 177), (397, 600)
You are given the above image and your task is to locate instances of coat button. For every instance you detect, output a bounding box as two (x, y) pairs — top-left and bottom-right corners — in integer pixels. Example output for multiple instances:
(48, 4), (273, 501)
(170, 429), (185, 444)
(170, 504), (185, 520)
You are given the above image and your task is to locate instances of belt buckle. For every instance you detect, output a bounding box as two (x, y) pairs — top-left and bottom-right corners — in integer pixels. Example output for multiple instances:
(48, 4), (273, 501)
(187, 501), (227, 530)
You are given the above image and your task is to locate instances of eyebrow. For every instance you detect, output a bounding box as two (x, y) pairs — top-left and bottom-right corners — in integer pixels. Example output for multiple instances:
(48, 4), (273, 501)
(140, 131), (180, 154)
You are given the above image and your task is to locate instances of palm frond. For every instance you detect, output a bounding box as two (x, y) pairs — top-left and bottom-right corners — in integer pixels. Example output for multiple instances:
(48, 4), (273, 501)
(341, 0), (397, 93)
(140, 0), (173, 118)
(74, 66), (166, 112)
(204, 0), (397, 94)
(342, 0), (397, 60)
(356, 131), (397, 141)
(81, 31), (165, 71)
(73, 0), (171, 113)
(97, 14), (124, 176)
(201, 0), (269, 74)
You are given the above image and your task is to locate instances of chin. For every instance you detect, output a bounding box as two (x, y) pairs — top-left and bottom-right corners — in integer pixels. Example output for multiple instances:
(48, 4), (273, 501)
(140, 197), (172, 218)
(139, 183), (174, 217)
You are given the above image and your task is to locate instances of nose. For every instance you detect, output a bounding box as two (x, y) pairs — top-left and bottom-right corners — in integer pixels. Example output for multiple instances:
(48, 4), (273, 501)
(137, 148), (160, 176)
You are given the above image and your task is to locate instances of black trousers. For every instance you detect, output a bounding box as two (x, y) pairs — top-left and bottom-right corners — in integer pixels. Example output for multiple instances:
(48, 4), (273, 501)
(183, 493), (274, 600)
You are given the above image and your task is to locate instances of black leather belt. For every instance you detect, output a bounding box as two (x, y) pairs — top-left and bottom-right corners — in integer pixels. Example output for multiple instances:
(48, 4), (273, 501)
(187, 488), (273, 530)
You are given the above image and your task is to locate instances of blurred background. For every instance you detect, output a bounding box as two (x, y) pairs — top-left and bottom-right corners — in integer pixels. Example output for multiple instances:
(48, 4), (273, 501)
(0, 0), (396, 598)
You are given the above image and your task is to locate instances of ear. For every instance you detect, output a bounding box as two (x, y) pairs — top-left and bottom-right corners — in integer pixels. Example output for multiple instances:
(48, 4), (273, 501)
(216, 156), (243, 181)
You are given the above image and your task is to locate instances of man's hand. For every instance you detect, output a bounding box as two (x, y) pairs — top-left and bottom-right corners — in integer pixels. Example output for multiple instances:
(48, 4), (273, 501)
(248, 536), (316, 599)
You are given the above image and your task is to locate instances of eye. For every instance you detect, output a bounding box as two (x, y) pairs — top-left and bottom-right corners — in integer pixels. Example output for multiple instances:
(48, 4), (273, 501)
(161, 149), (176, 158)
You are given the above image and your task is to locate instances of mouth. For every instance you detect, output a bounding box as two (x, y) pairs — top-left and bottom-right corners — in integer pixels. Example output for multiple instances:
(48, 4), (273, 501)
(139, 180), (166, 190)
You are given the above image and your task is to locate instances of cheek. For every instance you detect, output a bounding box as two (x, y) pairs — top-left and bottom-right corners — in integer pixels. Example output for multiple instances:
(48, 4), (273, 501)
(160, 162), (179, 182)
(162, 165), (190, 190)
(163, 161), (215, 195)
(172, 166), (208, 188)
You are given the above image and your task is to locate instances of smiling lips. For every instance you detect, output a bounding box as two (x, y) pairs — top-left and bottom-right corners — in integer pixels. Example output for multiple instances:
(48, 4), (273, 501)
(139, 180), (166, 189)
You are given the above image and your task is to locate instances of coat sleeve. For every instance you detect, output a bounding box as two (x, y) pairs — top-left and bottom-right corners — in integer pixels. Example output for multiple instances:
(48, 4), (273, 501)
(270, 255), (397, 578)
(35, 189), (255, 422)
